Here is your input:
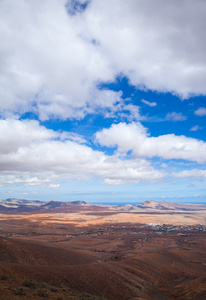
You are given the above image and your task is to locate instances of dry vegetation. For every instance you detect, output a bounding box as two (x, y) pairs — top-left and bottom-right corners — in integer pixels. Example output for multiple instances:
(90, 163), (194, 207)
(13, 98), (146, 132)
(0, 203), (206, 299)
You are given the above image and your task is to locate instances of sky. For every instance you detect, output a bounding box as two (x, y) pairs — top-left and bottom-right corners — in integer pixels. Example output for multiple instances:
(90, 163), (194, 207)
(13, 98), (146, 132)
(0, 0), (206, 204)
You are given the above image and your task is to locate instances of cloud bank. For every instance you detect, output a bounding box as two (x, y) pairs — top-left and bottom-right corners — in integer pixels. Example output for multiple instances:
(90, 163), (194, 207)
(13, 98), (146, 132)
(96, 122), (206, 163)
(0, 0), (206, 120)
(0, 0), (205, 193)
(0, 119), (165, 186)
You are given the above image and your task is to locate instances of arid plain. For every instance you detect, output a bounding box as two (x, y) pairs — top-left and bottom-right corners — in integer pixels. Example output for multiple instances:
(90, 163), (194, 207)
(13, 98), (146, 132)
(0, 199), (206, 299)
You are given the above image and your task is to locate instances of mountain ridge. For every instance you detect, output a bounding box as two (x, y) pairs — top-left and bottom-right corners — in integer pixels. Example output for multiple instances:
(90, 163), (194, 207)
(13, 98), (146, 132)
(0, 198), (206, 213)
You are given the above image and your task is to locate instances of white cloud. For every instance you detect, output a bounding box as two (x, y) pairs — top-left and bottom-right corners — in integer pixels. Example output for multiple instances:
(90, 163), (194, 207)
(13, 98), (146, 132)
(190, 125), (203, 131)
(118, 104), (142, 121)
(59, 132), (87, 144)
(0, 175), (51, 188)
(49, 183), (61, 188)
(141, 99), (157, 107)
(172, 169), (206, 179)
(166, 112), (187, 121)
(83, 0), (206, 98)
(96, 122), (206, 163)
(0, 118), (57, 154)
(0, 0), (116, 120)
(0, 0), (206, 120)
(0, 119), (164, 186)
(36, 88), (124, 121)
(194, 107), (206, 116)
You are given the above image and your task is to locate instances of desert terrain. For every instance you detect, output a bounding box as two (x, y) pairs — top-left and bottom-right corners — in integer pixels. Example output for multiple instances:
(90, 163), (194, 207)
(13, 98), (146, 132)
(0, 199), (206, 299)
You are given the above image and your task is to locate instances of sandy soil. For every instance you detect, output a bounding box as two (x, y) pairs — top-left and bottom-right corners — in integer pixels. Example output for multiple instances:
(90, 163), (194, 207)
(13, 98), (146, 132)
(0, 208), (205, 227)
(0, 209), (206, 299)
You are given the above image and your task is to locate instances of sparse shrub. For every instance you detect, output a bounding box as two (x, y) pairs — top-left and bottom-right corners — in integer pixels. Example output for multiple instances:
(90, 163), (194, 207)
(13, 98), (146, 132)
(38, 290), (49, 297)
(0, 274), (13, 280)
(14, 288), (26, 296)
(111, 255), (121, 261)
(49, 285), (59, 292)
(39, 282), (48, 289)
(1, 274), (9, 280)
(23, 279), (39, 289)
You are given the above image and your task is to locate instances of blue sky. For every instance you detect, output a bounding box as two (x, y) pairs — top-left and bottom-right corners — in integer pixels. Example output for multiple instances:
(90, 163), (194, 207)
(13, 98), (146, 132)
(0, 0), (206, 204)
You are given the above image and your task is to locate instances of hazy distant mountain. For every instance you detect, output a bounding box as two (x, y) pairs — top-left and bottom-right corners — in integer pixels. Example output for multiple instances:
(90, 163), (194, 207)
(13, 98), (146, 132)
(1, 198), (43, 207)
(0, 198), (44, 212)
(0, 198), (93, 212)
(135, 200), (206, 211)
(0, 198), (206, 213)
(40, 201), (68, 210)
(71, 201), (87, 205)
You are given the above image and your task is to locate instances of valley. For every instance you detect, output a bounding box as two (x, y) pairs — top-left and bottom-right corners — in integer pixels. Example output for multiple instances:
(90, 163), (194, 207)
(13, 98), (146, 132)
(0, 199), (206, 299)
